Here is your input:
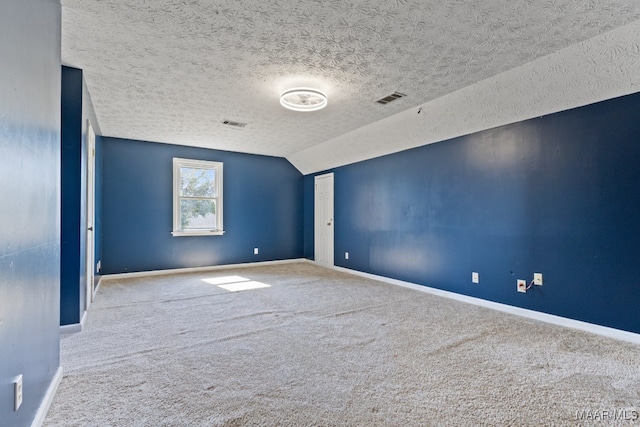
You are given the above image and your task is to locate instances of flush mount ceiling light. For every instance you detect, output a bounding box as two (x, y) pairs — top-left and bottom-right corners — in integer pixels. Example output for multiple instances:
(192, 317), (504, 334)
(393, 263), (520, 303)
(280, 88), (328, 112)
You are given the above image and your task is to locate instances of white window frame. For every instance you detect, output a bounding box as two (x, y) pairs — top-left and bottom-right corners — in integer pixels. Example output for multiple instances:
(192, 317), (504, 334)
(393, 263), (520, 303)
(172, 157), (224, 236)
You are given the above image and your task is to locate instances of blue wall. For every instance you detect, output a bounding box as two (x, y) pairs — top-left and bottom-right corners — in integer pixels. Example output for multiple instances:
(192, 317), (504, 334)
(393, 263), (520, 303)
(60, 66), (86, 325)
(102, 138), (303, 273)
(60, 66), (100, 326)
(0, 1), (61, 425)
(305, 92), (640, 334)
(95, 134), (104, 279)
(303, 175), (317, 259)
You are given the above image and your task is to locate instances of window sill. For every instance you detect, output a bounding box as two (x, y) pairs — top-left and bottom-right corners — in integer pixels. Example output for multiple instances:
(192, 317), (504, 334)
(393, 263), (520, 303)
(171, 230), (225, 237)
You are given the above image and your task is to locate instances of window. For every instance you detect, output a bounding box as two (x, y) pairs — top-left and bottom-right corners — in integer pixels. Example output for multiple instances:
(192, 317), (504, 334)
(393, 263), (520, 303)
(172, 158), (223, 236)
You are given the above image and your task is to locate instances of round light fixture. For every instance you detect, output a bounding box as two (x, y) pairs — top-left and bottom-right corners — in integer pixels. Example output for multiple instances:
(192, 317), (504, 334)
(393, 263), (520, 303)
(280, 88), (327, 112)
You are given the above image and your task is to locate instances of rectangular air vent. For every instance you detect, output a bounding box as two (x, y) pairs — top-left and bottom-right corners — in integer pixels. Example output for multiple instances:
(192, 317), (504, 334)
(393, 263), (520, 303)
(222, 119), (247, 128)
(375, 92), (407, 105)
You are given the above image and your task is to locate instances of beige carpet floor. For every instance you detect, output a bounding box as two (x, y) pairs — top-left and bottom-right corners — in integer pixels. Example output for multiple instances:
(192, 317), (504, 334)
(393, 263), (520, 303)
(44, 262), (639, 426)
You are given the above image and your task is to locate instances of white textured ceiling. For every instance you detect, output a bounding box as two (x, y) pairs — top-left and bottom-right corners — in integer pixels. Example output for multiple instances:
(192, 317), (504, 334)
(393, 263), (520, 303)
(61, 1), (640, 174)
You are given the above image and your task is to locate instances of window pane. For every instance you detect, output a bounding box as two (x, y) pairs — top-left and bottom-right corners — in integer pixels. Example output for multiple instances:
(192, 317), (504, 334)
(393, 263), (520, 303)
(180, 199), (217, 230)
(180, 167), (216, 197)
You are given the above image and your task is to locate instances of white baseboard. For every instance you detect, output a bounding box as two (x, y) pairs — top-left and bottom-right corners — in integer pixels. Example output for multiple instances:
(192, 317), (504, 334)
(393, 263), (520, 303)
(93, 276), (102, 298)
(315, 261), (640, 346)
(59, 310), (87, 335)
(100, 258), (308, 282)
(31, 366), (63, 427)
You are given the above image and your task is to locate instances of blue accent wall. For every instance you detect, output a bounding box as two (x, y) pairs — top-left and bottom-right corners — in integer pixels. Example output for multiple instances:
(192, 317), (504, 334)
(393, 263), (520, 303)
(303, 174), (317, 259)
(60, 66), (86, 325)
(305, 92), (640, 334)
(60, 66), (101, 326)
(95, 134), (104, 279)
(102, 138), (303, 273)
(0, 1), (61, 425)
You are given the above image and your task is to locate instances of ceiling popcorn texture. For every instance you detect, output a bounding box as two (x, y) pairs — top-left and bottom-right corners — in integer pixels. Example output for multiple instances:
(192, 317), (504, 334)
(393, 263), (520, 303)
(61, 0), (640, 172)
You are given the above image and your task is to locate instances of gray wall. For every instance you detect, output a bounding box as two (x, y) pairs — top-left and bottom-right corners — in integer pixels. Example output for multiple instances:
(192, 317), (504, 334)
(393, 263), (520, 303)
(0, 1), (62, 425)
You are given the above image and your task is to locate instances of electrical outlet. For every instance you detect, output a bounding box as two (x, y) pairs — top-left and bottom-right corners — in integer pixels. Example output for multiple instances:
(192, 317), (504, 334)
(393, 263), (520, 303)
(533, 273), (543, 286)
(345, 252), (349, 260)
(517, 279), (527, 293)
(253, 248), (259, 255)
(472, 272), (479, 283)
(14, 375), (22, 411)
(96, 260), (101, 272)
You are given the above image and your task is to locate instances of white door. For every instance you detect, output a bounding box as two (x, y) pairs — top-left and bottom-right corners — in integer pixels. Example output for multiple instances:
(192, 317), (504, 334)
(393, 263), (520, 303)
(314, 173), (334, 266)
(85, 121), (96, 307)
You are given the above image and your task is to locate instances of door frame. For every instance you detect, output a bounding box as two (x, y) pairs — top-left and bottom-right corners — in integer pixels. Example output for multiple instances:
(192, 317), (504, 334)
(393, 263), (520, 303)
(314, 173), (334, 266)
(85, 121), (96, 308)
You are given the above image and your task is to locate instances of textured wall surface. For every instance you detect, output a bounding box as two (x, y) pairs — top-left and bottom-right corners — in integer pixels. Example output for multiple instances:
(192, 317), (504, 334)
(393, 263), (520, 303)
(0, 1), (61, 425)
(102, 138), (303, 274)
(306, 91), (640, 334)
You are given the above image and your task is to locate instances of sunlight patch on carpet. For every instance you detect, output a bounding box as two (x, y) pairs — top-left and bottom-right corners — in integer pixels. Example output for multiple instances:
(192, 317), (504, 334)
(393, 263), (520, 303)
(202, 275), (271, 292)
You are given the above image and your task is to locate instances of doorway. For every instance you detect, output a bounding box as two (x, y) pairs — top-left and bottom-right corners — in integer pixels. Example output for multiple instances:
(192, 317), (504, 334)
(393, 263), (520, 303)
(314, 173), (334, 266)
(85, 121), (96, 308)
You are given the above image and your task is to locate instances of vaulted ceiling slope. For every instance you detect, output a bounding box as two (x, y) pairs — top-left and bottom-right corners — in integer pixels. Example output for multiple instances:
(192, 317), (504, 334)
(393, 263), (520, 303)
(61, 1), (640, 174)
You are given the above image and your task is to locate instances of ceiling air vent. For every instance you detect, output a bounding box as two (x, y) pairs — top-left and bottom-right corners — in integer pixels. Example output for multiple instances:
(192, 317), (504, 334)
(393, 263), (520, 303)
(222, 119), (247, 129)
(375, 92), (407, 105)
